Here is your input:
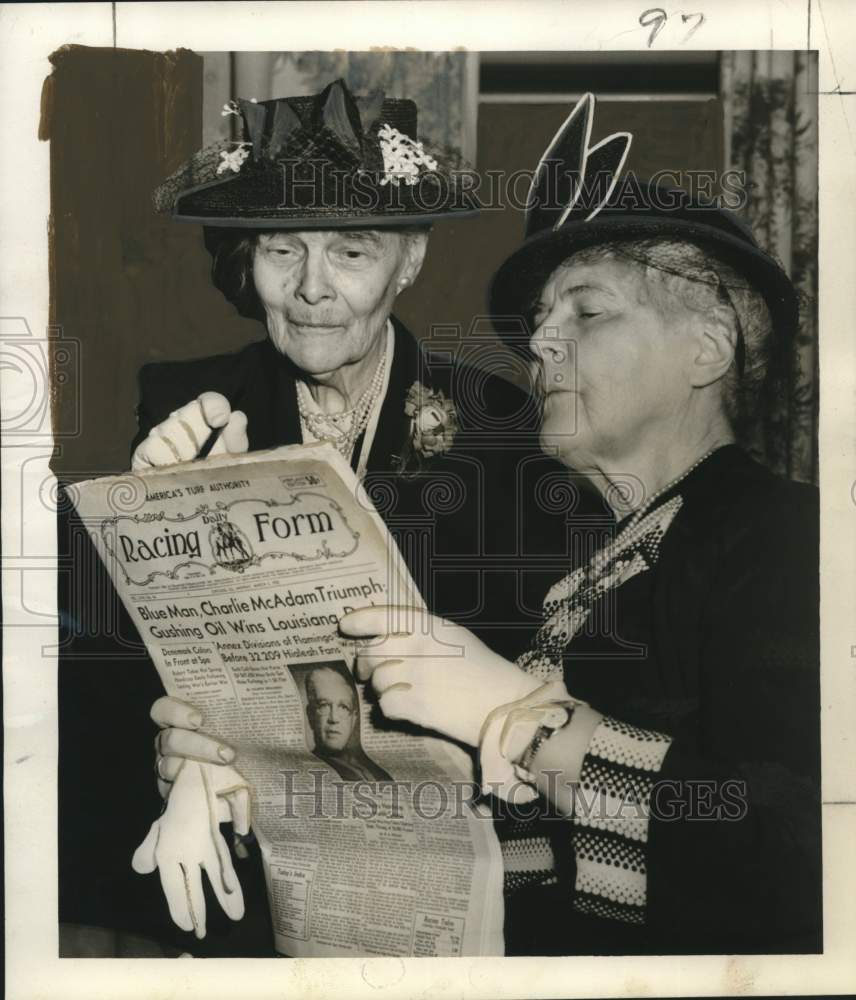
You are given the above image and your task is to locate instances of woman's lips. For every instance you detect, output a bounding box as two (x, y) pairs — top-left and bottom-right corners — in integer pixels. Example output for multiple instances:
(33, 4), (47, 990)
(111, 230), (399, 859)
(542, 384), (575, 399)
(290, 322), (345, 335)
(532, 364), (574, 398)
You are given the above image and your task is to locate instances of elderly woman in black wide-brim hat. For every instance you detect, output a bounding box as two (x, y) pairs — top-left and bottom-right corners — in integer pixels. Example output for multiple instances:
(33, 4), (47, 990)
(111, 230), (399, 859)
(133, 79), (480, 479)
(72, 82), (555, 956)
(341, 94), (821, 956)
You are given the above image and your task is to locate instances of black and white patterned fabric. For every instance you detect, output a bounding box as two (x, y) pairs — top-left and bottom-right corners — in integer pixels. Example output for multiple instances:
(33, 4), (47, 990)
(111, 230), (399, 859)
(499, 496), (679, 925)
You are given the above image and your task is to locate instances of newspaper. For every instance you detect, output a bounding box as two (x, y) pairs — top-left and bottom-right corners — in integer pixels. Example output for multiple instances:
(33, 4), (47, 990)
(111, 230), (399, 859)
(70, 442), (504, 958)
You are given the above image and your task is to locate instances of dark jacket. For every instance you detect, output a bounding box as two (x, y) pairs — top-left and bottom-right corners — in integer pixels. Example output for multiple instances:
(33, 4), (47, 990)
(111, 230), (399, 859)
(504, 446), (821, 956)
(58, 318), (572, 955)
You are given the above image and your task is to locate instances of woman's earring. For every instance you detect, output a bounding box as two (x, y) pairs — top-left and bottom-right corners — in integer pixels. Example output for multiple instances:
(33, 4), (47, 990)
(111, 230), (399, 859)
(397, 278), (409, 292)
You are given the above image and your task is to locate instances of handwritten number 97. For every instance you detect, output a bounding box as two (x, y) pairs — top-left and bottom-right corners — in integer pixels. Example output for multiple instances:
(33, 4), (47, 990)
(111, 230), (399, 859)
(639, 8), (705, 47)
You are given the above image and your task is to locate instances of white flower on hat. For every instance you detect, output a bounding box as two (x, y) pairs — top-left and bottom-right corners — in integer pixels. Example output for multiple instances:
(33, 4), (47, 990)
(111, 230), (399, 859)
(378, 123), (438, 187)
(221, 98), (259, 117)
(216, 143), (251, 175)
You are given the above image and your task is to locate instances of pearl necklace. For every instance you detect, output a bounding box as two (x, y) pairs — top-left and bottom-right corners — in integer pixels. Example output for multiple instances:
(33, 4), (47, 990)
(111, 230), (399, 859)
(296, 344), (388, 460)
(623, 446), (720, 527)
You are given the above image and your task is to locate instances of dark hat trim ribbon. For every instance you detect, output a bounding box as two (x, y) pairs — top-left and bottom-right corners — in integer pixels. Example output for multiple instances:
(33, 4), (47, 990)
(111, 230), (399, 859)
(490, 92), (799, 348)
(526, 92), (632, 238)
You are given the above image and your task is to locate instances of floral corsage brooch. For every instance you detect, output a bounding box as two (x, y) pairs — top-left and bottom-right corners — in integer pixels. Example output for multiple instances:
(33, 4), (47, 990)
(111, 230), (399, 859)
(395, 382), (458, 474)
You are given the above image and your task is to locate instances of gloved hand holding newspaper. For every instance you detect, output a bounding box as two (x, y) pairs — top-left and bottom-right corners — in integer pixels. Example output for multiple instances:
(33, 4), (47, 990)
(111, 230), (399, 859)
(74, 443), (505, 957)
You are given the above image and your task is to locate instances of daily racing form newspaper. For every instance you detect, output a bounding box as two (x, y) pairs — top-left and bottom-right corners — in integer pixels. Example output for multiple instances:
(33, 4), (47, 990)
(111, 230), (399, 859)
(72, 443), (504, 957)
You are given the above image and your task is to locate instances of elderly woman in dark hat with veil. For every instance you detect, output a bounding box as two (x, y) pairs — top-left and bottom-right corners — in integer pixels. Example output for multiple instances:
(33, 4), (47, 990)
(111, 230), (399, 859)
(128, 81), (549, 656)
(342, 94), (821, 956)
(59, 81), (557, 956)
(133, 80), (478, 478)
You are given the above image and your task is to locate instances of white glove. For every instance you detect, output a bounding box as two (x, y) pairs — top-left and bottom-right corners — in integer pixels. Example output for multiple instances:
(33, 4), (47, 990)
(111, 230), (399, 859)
(132, 759), (250, 938)
(339, 606), (542, 748)
(132, 391), (248, 470)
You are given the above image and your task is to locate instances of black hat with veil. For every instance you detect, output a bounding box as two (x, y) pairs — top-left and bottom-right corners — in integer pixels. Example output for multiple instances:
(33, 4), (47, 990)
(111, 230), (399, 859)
(154, 78), (479, 228)
(488, 93), (801, 387)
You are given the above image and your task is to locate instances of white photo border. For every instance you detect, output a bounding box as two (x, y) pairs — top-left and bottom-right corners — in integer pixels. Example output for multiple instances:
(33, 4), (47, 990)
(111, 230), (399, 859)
(2, 1), (855, 997)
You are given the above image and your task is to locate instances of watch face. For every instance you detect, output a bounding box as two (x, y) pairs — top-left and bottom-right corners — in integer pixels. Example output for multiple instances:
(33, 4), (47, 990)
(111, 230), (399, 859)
(542, 705), (571, 730)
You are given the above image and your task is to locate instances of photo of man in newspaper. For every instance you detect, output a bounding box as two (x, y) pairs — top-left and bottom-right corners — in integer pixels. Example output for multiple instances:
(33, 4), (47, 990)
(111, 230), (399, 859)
(292, 660), (393, 782)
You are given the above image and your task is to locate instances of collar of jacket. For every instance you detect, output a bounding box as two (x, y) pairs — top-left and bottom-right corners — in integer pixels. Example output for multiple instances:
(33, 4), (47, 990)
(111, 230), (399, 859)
(250, 314), (424, 474)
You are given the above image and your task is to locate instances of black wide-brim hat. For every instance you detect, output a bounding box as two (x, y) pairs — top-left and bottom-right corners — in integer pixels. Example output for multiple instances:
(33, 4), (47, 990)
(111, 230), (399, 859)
(489, 94), (799, 353)
(155, 79), (479, 228)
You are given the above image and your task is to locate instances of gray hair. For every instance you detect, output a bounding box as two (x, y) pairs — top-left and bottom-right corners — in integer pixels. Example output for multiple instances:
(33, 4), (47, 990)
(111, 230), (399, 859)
(565, 239), (774, 429)
(306, 665), (356, 710)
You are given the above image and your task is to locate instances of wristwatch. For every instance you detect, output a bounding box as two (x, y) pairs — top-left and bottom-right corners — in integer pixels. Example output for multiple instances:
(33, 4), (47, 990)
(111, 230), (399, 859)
(515, 702), (576, 777)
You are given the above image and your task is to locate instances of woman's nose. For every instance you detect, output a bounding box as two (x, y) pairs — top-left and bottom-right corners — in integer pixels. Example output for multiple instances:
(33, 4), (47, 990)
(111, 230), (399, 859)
(529, 323), (569, 366)
(296, 253), (334, 304)
(530, 322), (573, 390)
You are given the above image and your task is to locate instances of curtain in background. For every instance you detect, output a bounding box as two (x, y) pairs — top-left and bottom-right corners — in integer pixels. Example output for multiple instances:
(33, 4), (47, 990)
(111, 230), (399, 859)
(202, 51), (476, 162)
(721, 51), (819, 484)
